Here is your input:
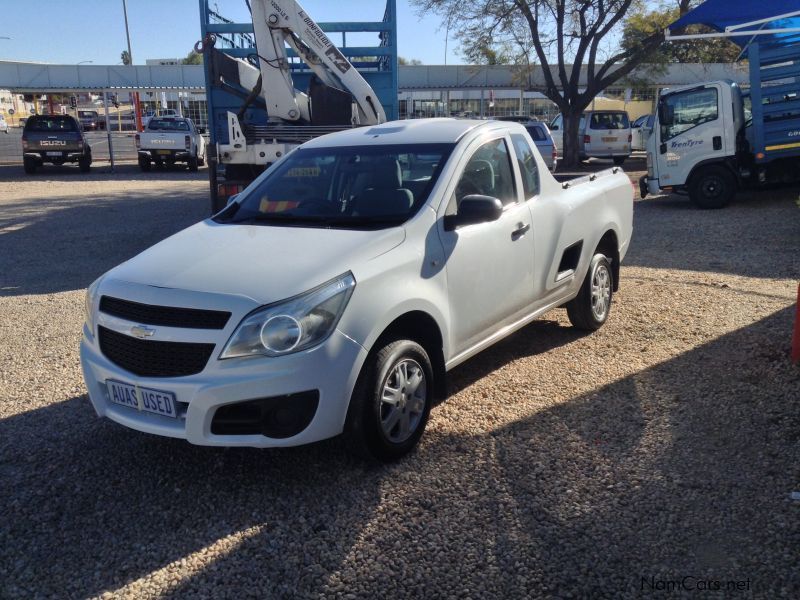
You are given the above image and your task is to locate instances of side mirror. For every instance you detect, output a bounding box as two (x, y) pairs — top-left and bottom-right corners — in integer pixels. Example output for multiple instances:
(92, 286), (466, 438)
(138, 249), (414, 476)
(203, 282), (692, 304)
(657, 102), (673, 125)
(550, 124), (559, 130)
(198, 127), (206, 134)
(444, 195), (503, 231)
(226, 193), (239, 207)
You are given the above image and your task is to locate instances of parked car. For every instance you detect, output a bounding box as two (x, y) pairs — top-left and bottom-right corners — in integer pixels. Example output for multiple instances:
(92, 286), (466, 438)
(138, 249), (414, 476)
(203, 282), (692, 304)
(0, 113), (8, 134)
(135, 116), (207, 171)
(81, 119), (633, 461)
(631, 113), (654, 151)
(550, 110), (632, 164)
(22, 114), (92, 174)
(78, 110), (105, 131)
(524, 121), (558, 172)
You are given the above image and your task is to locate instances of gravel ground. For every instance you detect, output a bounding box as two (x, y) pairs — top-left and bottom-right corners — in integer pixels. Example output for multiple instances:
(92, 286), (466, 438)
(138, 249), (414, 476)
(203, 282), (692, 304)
(1, 162), (798, 599)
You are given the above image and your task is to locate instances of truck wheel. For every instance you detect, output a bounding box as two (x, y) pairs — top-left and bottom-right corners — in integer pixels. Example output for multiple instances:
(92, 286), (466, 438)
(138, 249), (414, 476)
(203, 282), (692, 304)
(188, 154), (199, 172)
(566, 253), (613, 331)
(198, 155), (205, 167)
(689, 165), (736, 209)
(344, 339), (434, 462)
(613, 156), (626, 166)
(78, 153), (91, 173)
(138, 156), (151, 172)
(23, 157), (37, 175)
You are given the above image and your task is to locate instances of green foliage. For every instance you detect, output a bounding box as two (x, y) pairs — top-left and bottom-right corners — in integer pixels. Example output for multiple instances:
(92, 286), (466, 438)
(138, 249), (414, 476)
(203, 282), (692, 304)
(120, 50), (131, 66)
(183, 50), (204, 65)
(622, 3), (741, 65)
(398, 57), (424, 66)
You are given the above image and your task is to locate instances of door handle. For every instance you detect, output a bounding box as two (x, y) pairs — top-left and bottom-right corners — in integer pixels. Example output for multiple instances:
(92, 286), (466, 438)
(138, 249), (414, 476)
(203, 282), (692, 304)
(713, 136), (722, 150)
(511, 223), (530, 240)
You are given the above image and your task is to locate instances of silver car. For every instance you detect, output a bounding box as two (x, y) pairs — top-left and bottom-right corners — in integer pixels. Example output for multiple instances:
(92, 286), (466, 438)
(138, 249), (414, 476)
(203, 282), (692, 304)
(524, 122), (558, 172)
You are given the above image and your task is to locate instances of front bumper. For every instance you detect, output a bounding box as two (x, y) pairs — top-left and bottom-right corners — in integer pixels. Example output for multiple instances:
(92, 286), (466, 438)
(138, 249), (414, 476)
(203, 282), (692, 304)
(80, 312), (367, 448)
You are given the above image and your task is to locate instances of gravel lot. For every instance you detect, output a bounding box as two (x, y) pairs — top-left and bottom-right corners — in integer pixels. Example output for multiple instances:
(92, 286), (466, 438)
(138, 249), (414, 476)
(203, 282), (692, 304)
(1, 161), (798, 598)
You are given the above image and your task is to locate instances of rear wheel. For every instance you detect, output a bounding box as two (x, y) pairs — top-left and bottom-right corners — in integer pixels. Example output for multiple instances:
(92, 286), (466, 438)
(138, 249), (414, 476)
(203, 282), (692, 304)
(138, 156), (152, 172)
(78, 152), (91, 173)
(566, 253), (613, 331)
(613, 156), (626, 166)
(344, 339), (434, 462)
(689, 165), (736, 209)
(23, 156), (37, 174)
(188, 154), (199, 172)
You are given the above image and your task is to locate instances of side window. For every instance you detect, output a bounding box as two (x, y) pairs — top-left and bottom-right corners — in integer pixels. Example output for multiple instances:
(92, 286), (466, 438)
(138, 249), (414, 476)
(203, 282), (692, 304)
(510, 133), (540, 199)
(550, 115), (562, 130)
(659, 87), (719, 142)
(449, 138), (517, 212)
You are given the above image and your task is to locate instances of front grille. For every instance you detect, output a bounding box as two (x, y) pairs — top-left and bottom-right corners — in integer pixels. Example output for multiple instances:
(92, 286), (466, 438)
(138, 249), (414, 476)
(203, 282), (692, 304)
(98, 326), (215, 377)
(100, 296), (230, 330)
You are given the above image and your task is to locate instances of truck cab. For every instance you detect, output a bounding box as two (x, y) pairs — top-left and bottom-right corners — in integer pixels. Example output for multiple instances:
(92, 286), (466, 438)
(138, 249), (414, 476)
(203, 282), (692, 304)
(644, 81), (745, 208)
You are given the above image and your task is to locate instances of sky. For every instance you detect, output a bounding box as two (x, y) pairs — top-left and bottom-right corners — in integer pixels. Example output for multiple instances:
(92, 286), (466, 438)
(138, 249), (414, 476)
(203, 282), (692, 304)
(0, 0), (461, 66)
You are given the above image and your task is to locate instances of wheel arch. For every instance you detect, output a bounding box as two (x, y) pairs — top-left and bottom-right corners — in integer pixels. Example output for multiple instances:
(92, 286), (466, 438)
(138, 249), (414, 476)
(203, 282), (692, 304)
(369, 310), (447, 401)
(595, 229), (620, 292)
(686, 158), (740, 189)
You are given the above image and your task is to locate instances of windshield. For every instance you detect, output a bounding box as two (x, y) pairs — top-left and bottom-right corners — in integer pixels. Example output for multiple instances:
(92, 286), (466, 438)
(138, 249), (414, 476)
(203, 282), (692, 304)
(218, 144), (455, 229)
(79, 111), (97, 118)
(148, 119), (189, 131)
(590, 112), (630, 130)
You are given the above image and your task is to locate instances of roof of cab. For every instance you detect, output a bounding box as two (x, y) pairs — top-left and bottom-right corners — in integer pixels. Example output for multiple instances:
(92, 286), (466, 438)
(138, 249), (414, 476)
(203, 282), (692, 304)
(302, 118), (511, 148)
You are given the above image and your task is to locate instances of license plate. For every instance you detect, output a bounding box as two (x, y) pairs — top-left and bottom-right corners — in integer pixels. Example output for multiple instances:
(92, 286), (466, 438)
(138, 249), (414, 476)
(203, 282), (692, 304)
(106, 379), (177, 418)
(46, 151), (63, 157)
(156, 150), (173, 155)
(602, 137), (617, 142)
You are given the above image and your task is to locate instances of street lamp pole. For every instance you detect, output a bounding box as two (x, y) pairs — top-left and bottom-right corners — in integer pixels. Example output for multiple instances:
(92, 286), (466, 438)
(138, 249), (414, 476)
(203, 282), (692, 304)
(122, 0), (143, 132)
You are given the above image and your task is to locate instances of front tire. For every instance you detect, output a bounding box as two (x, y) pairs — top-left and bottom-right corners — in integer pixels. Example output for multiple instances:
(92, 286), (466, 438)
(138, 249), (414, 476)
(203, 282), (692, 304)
(566, 254), (613, 331)
(138, 156), (152, 172)
(344, 339), (434, 462)
(689, 165), (736, 209)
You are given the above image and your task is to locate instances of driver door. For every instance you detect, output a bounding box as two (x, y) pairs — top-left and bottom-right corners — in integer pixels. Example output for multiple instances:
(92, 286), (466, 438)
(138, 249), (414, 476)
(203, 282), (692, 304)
(438, 136), (535, 355)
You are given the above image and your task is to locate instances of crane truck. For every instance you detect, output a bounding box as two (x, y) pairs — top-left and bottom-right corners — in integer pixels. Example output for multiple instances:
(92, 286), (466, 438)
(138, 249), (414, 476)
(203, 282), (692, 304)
(641, 14), (800, 208)
(198, 0), (397, 212)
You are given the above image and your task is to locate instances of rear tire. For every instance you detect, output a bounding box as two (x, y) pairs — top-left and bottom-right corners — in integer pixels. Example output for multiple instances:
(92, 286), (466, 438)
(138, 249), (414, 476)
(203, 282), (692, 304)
(613, 156), (626, 166)
(23, 157), (37, 174)
(689, 165), (736, 209)
(78, 152), (91, 173)
(566, 254), (613, 331)
(188, 154), (199, 172)
(138, 156), (152, 172)
(344, 339), (434, 462)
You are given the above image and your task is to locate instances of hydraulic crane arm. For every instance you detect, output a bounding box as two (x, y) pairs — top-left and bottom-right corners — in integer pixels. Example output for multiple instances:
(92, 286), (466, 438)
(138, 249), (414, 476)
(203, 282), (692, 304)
(250, 0), (387, 125)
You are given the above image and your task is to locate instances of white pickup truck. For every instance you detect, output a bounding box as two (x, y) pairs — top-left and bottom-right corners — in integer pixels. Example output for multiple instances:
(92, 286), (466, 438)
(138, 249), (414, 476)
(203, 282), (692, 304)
(81, 119), (633, 461)
(135, 116), (207, 171)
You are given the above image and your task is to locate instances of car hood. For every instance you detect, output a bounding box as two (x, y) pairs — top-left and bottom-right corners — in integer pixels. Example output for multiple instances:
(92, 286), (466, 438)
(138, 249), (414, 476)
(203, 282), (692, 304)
(107, 220), (406, 304)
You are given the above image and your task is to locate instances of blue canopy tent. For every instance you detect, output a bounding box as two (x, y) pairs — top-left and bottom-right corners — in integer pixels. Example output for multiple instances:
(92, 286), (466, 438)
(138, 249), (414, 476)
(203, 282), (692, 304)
(666, 1), (800, 164)
(667, 1), (800, 52)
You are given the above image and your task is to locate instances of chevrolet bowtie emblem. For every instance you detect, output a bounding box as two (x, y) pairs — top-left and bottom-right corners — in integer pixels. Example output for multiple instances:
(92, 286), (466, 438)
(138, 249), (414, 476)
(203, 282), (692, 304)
(130, 325), (156, 339)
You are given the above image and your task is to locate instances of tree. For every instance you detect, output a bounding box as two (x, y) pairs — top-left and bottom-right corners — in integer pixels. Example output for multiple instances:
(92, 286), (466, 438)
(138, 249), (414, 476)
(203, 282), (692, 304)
(398, 56), (424, 66)
(622, 1), (740, 66)
(120, 50), (131, 66)
(183, 49), (204, 65)
(412, 0), (667, 166)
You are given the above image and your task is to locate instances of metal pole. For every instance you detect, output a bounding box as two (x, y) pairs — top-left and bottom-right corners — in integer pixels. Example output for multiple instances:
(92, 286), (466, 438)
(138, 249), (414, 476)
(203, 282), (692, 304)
(104, 90), (115, 172)
(122, 0), (133, 65)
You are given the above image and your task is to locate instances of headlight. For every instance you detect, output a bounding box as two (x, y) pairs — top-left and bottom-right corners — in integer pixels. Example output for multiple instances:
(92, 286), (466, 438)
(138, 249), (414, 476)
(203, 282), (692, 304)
(220, 272), (356, 359)
(84, 278), (101, 337)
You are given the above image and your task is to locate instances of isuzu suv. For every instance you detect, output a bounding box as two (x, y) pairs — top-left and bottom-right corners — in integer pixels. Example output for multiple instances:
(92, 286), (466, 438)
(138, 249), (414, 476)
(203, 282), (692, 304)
(22, 114), (92, 174)
(81, 119), (633, 461)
